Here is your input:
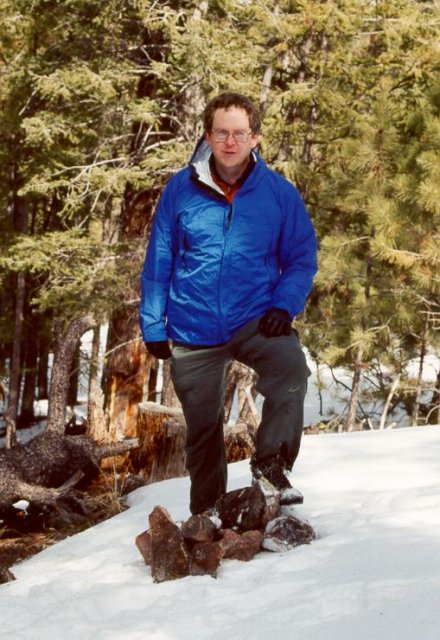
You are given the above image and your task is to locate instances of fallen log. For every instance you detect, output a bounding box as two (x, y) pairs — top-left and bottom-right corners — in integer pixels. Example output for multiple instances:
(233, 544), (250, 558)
(0, 315), (138, 517)
(0, 432), (139, 513)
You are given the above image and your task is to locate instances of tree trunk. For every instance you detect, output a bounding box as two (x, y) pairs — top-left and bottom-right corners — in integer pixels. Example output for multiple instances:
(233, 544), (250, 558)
(234, 362), (259, 429)
(412, 317), (428, 426)
(161, 360), (181, 408)
(37, 336), (49, 400)
(6, 169), (30, 446)
(223, 361), (259, 430)
(88, 324), (101, 402)
(47, 316), (97, 434)
(103, 313), (146, 439)
(344, 347), (364, 432)
(4, 271), (26, 448)
(379, 374), (400, 430)
(144, 355), (159, 403)
(67, 344), (80, 414)
(87, 325), (109, 442)
(224, 362), (236, 424)
(101, 167), (151, 440)
(101, 78), (160, 439)
(20, 331), (38, 426)
(102, 6), (209, 438)
(260, 63), (274, 115)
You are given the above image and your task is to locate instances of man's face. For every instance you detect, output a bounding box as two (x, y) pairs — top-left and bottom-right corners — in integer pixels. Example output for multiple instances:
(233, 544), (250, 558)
(205, 107), (259, 178)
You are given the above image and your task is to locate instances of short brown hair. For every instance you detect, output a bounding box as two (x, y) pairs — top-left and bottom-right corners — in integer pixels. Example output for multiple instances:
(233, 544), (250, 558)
(203, 92), (261, 134)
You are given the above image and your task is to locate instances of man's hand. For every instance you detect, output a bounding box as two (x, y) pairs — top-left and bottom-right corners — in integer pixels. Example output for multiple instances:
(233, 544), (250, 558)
(145, 341), (172, 360)
(259, 307), (292, 338)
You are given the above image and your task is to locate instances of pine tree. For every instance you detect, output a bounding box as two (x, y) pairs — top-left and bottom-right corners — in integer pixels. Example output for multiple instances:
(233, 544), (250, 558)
(1, 0), (439, 438)
(302, 1), (440, 428)
(0, 0), (155, 434)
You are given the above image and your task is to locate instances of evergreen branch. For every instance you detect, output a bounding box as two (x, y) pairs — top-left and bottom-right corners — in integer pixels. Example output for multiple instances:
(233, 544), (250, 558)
(51, 157), (128, 178)
(338, 236), (371, 247)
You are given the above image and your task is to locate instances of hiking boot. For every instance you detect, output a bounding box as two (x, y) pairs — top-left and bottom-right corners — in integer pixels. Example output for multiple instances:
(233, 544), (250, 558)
(251, 455), (303, 505)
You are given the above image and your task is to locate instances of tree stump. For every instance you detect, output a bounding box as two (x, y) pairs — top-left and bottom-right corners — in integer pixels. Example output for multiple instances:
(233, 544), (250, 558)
(131, 402), (187, 482)
(132, 402), (258, 483)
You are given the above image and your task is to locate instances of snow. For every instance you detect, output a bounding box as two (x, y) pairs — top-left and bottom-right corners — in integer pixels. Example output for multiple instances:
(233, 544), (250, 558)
(1, 425), (440, 640)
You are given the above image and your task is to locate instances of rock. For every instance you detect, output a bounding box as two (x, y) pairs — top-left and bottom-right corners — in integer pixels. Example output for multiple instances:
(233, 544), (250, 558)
(181, 513), (218, 547)
(215, 485), (266, 532)
(219, 528), (263, 561)
(262, 515), (316, 552)
(218, 528), (241, 554)
(190, 541), (223, 577)
(135, 530), (152, 565)
(136, 495), (316, 581)
(149, 505), (190, 582)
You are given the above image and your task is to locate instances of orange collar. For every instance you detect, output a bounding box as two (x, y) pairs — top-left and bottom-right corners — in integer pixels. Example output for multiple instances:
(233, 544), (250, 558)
(209, 155), (255, 204)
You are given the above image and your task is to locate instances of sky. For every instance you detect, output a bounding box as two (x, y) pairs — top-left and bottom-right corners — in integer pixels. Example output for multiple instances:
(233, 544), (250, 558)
(1, 424), (439, 640)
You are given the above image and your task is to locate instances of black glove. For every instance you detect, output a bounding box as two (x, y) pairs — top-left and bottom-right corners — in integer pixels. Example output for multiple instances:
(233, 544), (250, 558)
(259, 307), (292, 338)
(145, 340), (172, 360)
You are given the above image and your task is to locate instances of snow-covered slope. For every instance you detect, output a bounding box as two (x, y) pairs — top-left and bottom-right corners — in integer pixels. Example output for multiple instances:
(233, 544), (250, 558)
(1, 425), (439, 640)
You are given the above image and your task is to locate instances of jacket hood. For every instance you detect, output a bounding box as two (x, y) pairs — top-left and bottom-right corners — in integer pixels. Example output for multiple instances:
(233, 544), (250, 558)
(189, 136), (217, 190)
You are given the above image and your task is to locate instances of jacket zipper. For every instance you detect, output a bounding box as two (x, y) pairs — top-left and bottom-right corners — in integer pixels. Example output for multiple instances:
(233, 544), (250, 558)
(217, 202), (233, 341)
(226, 204), (233, 230)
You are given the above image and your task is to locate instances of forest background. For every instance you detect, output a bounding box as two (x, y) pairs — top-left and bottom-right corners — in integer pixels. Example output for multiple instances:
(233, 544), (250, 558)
(1, 0), (440, 451)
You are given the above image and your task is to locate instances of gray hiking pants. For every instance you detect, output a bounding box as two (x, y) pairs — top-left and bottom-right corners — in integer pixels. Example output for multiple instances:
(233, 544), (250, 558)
(170, 317), (311, 515)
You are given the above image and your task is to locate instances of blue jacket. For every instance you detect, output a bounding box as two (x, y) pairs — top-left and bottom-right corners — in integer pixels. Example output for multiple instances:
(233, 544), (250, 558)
(140, 141), (318, 345)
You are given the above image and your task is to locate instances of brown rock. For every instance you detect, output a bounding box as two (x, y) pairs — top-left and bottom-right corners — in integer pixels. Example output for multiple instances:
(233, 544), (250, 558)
(242, 530), (264, 556)
(135, 530), (152, 565)
(219, 528), (263, 561)
(181, 514), (218, 546)
(262, 515), (316, 552)
(190, 541), (223, 577)
(149, 505), (190, 582)
(215, 485), (265, 532)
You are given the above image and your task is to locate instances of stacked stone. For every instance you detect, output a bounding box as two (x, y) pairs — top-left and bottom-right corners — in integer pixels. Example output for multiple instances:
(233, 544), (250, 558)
(135, 485), (316, 583)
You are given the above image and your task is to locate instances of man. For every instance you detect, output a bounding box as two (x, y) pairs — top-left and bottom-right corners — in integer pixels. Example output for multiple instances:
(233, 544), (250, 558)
(140, 92), (318, 515)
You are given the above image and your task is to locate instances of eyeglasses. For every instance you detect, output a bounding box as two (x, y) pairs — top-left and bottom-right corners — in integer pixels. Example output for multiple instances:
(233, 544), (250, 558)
(211, 129), (254, 143)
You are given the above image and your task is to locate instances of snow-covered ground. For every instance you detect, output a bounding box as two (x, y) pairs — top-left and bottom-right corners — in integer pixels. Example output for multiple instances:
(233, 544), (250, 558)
(1, 425), (439, 640)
